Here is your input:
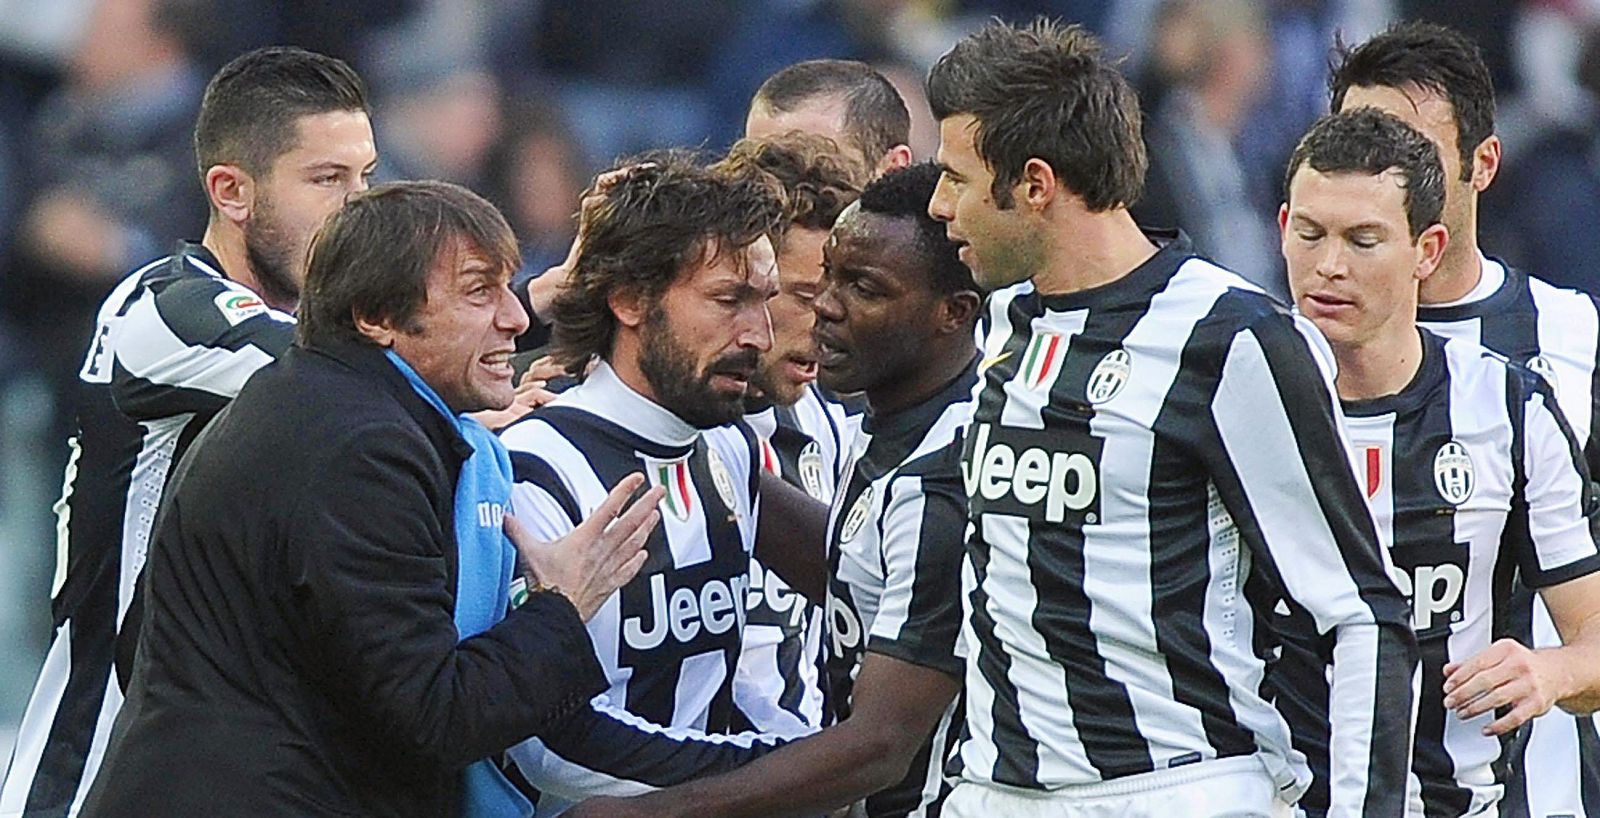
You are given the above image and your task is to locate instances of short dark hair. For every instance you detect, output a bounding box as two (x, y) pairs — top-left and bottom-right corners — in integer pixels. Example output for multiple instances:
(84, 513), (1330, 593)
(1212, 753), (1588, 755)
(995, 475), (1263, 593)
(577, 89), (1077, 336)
(857, 162), (978, 296)
(927, 18), (1145, 212)
(1284, 107), (1446, 240)
(297, 181), (520, 348)
(1329, 21), (1494, 182)
(752, 59), (911, 164)
(550, 152), (786, 373)
(718, 133), (862, 251)
(195, 47), (369, 184)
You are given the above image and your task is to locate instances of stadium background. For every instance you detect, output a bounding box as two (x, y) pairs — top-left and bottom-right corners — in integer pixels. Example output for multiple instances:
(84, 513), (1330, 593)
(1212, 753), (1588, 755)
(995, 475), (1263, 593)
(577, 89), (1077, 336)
(1, 0), (1598, 752)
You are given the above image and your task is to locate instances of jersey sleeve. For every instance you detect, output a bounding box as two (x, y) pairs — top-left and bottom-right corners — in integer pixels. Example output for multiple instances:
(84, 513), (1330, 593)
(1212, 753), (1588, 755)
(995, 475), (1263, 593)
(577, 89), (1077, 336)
(1204, 311), (1418, 818)
(108, 275), (294, 421)
(863, 453), (967, 679)
(1516, 377), (1600, 587)
(507, 694), (810, 803)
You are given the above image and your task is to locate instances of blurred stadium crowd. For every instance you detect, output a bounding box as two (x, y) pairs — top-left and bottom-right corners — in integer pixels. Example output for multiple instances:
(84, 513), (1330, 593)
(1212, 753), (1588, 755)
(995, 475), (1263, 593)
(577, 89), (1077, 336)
(3, 0), (1600, 738)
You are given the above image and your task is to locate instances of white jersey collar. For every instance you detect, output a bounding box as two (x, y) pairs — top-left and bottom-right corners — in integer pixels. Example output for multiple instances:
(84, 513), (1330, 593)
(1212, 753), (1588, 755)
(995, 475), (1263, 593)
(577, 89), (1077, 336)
(559, 361), (700, 447)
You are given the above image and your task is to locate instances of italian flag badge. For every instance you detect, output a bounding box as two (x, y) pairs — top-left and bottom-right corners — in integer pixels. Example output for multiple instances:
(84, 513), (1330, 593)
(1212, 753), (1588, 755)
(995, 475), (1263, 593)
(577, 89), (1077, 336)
(649, 456), (695, 521)
(1020, 331), (1067, 391)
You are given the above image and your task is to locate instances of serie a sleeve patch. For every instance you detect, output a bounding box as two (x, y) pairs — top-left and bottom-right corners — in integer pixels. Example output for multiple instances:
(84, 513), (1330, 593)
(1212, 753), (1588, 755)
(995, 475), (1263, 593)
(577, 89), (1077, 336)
(213, 290), (268, 326)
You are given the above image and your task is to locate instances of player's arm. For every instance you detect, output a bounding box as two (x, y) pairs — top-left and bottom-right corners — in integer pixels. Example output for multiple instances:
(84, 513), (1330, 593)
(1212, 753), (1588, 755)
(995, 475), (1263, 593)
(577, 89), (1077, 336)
(566, 654), (959, 818)
(109, 276), (294, 420)
(1207, 312), (1418, 818)
(570, 463), (971, 817)
(754, 471), (830, 602)
(1444, 380), (1600, 732)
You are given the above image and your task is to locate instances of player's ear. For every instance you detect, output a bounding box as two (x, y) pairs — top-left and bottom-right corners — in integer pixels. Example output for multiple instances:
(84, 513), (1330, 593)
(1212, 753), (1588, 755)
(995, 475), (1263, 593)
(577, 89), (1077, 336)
(1415, 222), (1449, 282)
(354, 312), (397, 347)
(1020, 157), (1056, 213)
(1277, 202), (1290, 235)
(608, 288), (648, 329)
(938, 290), (982, 335)
(1470, 135), (1501, 193)
(205, 164), (254, 225)
(875, 144), (914, 177)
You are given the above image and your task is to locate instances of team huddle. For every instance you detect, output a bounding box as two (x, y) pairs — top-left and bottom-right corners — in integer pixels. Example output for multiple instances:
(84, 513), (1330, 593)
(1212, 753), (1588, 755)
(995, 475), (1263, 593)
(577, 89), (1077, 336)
(4, 15), (1600, 818)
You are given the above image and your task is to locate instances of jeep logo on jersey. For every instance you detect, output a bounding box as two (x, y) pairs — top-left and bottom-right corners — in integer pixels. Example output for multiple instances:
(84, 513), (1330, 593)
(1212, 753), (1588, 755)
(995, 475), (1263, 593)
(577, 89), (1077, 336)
(826, 591), (863, 659)
(1087, 349), (1131, 404)
(623, 571), (750, 650)
(1019, 332), (1068, 391)
(706, 447), (738, 514)
(1432, 441), (1475, 505)
(1526, 354), (1559, 396)
(1388, 542), (1469, 634)
(648, 456), (695, 521)
(962, 423), (1103, 523)
(798, 441), (827, 500)
(840, 486), (875, 542)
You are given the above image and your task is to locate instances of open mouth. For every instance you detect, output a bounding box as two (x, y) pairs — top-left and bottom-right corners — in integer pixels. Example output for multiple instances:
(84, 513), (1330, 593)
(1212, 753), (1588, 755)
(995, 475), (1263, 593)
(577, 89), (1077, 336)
(784, 353), (819, 382)
(815, 335), (849, 369)
(479, 349), (515, 377)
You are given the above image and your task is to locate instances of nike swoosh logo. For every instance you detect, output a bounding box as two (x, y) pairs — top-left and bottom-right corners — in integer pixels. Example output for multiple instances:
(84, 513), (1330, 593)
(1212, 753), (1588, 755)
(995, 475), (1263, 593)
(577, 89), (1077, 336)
(979, 351), (1012, 373)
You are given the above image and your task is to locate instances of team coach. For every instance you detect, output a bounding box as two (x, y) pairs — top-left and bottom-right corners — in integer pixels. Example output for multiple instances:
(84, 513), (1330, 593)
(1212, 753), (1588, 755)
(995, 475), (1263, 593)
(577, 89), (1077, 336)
(81, 181), (662, 816)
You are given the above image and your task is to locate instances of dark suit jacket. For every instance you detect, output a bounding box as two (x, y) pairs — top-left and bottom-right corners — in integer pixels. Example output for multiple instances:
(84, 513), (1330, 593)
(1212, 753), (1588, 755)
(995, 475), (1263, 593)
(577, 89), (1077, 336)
(82, 338), (606, 817)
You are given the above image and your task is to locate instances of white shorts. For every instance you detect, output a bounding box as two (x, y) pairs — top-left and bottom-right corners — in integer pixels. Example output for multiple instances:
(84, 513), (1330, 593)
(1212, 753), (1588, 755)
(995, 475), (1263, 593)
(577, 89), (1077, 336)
(944, 755), (1293, 818)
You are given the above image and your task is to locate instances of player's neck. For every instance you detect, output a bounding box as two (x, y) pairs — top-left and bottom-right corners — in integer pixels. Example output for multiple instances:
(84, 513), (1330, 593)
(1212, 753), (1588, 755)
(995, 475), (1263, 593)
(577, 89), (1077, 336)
(201, 222), (296, 313)
(1332, 323), (1425, 403)
(1418, 215), (1481, 305)
(1031, 209), (1158, 297)
(867, 338), (976, 417)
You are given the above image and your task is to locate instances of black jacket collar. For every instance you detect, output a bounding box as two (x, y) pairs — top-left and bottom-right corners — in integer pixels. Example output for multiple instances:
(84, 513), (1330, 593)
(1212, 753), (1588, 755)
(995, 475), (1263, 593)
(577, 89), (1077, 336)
(300, 338), (475, 463)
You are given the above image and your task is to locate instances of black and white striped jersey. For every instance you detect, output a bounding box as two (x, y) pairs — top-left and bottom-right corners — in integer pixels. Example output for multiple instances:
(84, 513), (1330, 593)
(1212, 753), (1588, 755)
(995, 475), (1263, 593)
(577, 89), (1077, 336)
(826, 360), (977, 817)
(1417, 255), (1600, 818)
(735, 383), (850, 734)
(0, 243), (292, 818)
(1277, 330), (1600, 818)
(952, 233), (1417, 816)
(501, 363), (801, 809)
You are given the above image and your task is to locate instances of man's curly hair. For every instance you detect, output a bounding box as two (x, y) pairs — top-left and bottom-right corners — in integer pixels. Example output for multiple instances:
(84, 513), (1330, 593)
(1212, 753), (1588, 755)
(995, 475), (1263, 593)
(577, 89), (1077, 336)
(717, 132), (862, 251)
(549, 150), (786, 374)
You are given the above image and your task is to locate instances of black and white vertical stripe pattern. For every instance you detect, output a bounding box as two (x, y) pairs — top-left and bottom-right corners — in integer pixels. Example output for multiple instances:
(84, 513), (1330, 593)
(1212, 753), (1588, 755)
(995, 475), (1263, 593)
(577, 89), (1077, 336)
(1419, 257), (1600, 818)
(1, 243), (293, 818)
(735, 384), (849, 733)
(502, 364), (799, 808)
(1279, 331), (1600, 818)
(954, 235), (1416, 816)
(824, 361), (977, 817)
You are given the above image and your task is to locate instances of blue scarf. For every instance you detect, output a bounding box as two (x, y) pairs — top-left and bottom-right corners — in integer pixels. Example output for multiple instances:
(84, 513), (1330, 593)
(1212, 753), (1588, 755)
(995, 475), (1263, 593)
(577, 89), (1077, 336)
(386, 351), (532, 818)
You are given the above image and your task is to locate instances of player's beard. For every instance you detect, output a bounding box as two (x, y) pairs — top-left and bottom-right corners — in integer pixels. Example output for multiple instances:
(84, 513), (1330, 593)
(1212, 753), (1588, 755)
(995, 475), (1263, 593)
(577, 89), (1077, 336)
(748, 356), (805, 408)
(638, 305), (758, 429)
(243, 194), (303, 309)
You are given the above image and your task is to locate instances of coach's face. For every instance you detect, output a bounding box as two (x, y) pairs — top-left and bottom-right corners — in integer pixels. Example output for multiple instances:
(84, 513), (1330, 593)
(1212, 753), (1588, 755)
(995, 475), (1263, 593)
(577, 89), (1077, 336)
(247, 110), (377, 301)
(752, 226), (828, 407)
(1281, 167), (1445, 350)
(814, 206), (941, 396)
(929, 114), (1038, 292)
(634, 236), (779, 428)
(388, 239), (529, 412)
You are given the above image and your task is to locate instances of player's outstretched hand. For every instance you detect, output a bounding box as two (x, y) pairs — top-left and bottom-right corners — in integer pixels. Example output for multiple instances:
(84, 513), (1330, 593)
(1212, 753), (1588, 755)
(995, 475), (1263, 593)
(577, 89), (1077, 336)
(506, 473), (663, 622)
(1443, 638), (1573, 735)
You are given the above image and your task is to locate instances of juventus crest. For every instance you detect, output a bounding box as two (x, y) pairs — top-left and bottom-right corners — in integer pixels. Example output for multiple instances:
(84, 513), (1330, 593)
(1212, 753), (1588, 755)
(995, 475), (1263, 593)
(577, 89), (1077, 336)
(1432, 441), (1475, 505)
